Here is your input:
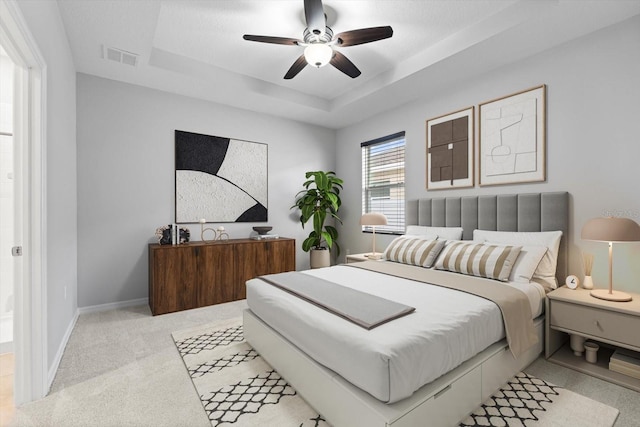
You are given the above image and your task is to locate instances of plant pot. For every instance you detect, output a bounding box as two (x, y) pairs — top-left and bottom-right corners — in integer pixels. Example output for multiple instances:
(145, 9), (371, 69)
(310, 248), (330, 269)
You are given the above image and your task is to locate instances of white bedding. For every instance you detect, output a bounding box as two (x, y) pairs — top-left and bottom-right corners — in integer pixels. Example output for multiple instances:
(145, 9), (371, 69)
(245, 264), (544, 403)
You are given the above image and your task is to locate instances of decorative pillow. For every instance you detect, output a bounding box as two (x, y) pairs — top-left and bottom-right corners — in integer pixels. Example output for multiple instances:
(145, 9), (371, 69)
(405, 225), (463, 240)
(473, 230), (562, 290)
(480, 243), (548, 284)
(435, 241), (522, 282)
(384, 236), (446, 268)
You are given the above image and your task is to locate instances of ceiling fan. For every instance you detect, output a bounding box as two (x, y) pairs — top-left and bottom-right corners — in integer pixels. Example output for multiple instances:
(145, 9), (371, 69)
(242, 0), (393, 79)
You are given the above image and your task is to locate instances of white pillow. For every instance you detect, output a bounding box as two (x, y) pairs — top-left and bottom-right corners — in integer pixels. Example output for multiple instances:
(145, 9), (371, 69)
(434, 241), (522, 282)
(473, 230), (562, 290)
(384, 236), (446, 268)
(405, 225), (463, 240)
(487, 244), (548, 284)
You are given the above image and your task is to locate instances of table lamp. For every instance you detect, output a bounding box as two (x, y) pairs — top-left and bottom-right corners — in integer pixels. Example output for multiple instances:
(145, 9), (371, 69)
(581, 217), (640, 302)
(360, 212), (387, 260)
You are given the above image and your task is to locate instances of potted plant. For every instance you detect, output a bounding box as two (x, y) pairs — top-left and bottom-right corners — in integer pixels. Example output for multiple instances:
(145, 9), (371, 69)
(291, 171), (343, 268)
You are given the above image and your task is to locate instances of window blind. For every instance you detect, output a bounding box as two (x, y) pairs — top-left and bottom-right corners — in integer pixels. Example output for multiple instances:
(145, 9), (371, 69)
(361, 132), (405, 234)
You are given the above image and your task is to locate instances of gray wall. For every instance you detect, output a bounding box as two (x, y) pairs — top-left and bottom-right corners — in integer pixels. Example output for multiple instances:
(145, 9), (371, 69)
(17, 1), (78, 369)
(336, 16), (640, 293)
(76, 74), (335, 307)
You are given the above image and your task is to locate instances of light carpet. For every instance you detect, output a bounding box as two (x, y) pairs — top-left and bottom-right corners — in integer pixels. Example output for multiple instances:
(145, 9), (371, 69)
(173, 318), (620, 427)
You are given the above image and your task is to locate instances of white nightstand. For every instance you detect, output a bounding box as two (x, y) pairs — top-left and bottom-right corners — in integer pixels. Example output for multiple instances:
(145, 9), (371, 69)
(345, 253), (383, 263)
(545, 286), (640, 392)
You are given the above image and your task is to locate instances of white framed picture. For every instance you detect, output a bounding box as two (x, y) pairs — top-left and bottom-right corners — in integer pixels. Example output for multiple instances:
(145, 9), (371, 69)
(479, 85), (546, 186)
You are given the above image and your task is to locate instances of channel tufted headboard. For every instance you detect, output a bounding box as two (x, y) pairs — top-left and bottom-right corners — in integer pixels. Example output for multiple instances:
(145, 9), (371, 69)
(406, 192), (569, 283)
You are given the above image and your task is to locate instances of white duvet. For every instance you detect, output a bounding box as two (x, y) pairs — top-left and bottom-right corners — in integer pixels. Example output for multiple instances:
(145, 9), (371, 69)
(245, 264), (544, 403)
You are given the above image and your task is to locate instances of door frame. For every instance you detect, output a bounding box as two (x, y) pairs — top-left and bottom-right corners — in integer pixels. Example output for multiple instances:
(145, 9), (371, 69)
(0, 0), (48, 404)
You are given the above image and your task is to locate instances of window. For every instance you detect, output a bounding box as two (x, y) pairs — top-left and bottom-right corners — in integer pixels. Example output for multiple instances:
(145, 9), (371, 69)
(361, 131), (405, 234)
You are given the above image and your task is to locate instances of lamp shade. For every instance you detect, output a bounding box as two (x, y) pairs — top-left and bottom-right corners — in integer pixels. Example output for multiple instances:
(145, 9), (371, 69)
(360, 212), (388, 226)
(581, 217), (640, 242)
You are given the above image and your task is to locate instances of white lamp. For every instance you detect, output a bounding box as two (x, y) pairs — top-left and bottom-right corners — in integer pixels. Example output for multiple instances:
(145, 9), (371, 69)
(360, 212), (388, 260)
(304, 43), (333, 68)
(581, 217), (640, 302)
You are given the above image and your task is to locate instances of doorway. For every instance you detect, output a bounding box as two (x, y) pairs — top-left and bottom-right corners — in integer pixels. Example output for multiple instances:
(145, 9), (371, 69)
(0, 41), (17, 426)
(0, 0), (48, 407)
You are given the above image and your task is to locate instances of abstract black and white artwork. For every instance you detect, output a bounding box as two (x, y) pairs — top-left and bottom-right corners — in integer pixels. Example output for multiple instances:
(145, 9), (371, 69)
(175, 130), (267, 223)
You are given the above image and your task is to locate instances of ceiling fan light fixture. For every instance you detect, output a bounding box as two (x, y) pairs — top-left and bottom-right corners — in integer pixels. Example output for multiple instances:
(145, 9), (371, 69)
(304, 43), (333, 68)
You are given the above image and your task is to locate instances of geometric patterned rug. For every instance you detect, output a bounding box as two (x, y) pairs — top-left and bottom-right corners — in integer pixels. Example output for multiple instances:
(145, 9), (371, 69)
(173, 319), (618, 427)
(172, 318), (329, 427)
(459, 371), (617, 426)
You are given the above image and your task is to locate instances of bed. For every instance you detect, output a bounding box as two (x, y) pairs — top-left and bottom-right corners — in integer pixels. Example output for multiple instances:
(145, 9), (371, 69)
(244, 192), (568, 426)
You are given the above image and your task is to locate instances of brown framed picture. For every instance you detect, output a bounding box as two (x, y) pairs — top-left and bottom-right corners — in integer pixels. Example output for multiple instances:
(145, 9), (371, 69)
(479, 85), (546, 186)
(426, 106), (474, 190)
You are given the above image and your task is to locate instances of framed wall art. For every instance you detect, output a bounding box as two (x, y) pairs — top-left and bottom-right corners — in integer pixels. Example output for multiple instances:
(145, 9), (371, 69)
(479, 85), (546, 186)
(175, 130), (268, 223)
(426, 106), (474, 190)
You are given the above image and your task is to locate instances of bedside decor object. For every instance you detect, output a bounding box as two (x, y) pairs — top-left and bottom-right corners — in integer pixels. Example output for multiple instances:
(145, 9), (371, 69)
(583, 252), (594, 290)
(584, 341), (599, 364)
(581, 217), (640, 302)
(291, 171), (343, 269)
(479, 85), (546, 186)
(569, 334), (585, 356)
(609, 348), (640, 379)
(360, 212), (388, 260)
(175, 130), (267, 223)
(426, 106), (474, 190)
(565, 275), (579, 290)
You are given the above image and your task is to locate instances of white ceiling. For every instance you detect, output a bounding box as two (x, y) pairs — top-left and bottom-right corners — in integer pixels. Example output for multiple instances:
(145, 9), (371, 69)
(57, 0), (640, 129)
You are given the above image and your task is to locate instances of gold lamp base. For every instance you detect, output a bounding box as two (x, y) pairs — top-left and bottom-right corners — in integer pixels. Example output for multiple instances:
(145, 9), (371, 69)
(590, 288), (632, 302)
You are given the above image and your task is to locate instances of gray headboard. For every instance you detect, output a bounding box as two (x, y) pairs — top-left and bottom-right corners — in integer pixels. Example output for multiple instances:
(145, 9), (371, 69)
(406, 192), (569, 282)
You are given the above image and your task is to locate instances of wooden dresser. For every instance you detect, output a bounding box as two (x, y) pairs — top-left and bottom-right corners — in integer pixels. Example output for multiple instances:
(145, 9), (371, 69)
(148, 238), (295, 315)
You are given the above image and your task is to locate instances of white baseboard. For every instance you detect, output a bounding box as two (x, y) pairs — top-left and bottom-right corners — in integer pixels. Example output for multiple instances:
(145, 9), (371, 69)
(47, 309), (79, 392)
(78, 298), (148, 314)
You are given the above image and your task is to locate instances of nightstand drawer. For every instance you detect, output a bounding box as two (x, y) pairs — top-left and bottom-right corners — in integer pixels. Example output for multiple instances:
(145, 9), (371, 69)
(550, 300), (640, 348)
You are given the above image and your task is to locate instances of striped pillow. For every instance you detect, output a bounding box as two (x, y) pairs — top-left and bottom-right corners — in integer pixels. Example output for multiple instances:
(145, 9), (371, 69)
(384, 236), (446, 268)
(435, 241), (522, 282)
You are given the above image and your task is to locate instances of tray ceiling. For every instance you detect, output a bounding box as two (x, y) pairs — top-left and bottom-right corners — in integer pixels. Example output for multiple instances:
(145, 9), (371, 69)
(57, 0), (640, 129)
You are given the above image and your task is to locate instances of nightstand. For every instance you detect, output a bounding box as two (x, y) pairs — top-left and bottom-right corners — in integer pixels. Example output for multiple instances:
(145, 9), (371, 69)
(345, 253), (383, 263)
(545, 286), (640, 392)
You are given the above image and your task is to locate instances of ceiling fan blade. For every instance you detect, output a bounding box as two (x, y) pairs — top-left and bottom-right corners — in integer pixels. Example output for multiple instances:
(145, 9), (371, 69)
(330, 51), (361, 78)
(304, 0), (326, 37)
(335, 26), (393, 47)
(243, 35), (300, 46)
(284, 55), (308, 79)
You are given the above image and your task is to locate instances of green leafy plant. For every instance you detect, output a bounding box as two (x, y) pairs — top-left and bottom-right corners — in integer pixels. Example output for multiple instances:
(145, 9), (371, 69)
(291, 171), (343, 255)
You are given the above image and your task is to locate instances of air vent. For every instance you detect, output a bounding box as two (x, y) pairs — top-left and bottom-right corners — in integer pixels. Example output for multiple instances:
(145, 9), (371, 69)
(102, 46), (139, 67)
